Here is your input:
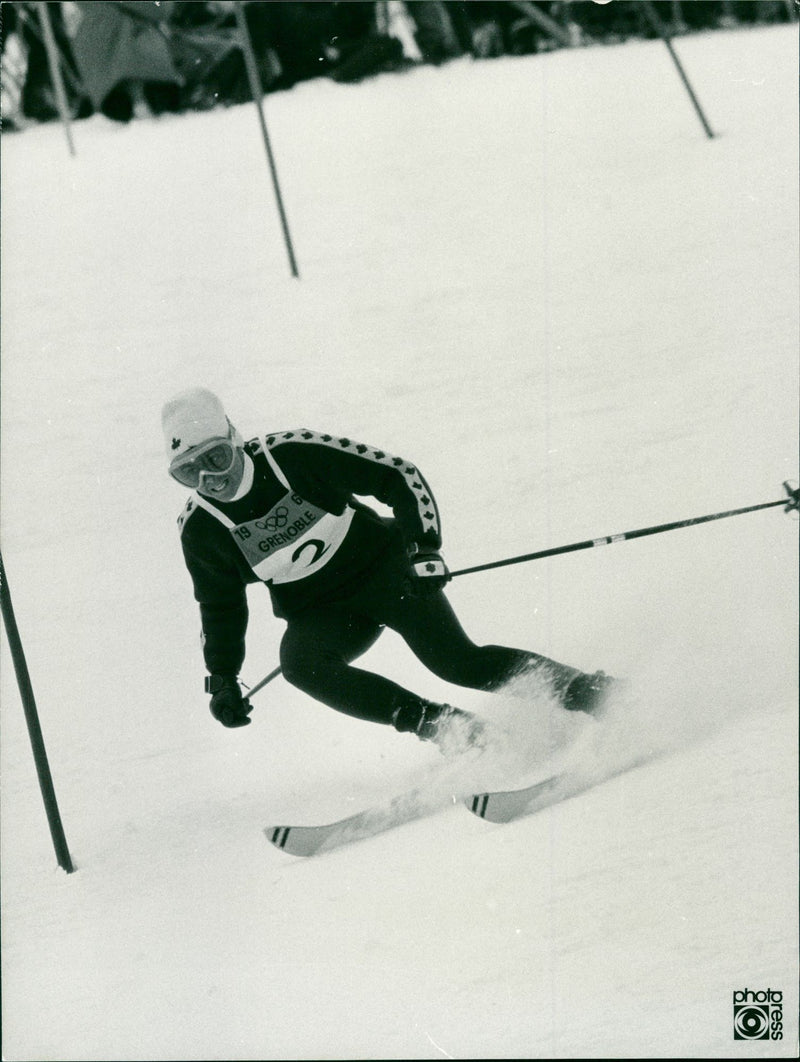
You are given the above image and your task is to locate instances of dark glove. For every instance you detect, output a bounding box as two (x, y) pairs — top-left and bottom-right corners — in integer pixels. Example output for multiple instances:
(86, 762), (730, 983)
(405, 548), (451, 597)
(205, 674), (253, 728)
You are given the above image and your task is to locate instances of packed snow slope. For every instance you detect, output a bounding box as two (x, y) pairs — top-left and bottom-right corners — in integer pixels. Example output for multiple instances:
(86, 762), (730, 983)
(1, 22), (798, 1062)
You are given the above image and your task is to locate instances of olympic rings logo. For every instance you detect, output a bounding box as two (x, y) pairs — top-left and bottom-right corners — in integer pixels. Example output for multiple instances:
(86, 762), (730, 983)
(256, 506), (289, 532)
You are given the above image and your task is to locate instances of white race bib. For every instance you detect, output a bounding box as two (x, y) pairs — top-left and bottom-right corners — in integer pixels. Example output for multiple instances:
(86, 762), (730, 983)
(194, 489), (353, 584)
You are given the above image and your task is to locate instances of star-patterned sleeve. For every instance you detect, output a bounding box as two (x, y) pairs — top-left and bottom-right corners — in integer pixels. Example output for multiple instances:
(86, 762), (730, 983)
(264, 430), (442, 550)
(179, 500), (250, 676)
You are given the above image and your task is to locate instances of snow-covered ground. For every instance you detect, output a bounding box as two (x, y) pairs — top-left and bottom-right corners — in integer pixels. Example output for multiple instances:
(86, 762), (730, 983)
(1, 21), (798, 1061)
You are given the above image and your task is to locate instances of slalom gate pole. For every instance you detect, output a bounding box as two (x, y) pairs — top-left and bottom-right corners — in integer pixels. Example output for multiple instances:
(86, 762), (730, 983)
(641, 0), (715, 139)
(450, 482), (799, 579)
(233, 1), (300, 279)
(0, 551), (75, 873)
(37, 1), (76, 157)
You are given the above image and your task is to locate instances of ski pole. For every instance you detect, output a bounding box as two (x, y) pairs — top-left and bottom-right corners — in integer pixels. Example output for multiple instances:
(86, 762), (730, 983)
(450, 481), (799, 579)
(246, 482), (798, 694)
(245, 665), (282, 699)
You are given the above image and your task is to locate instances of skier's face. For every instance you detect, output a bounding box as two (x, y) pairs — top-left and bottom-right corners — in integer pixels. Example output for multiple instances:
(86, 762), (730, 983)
(196, 445), (246, 502)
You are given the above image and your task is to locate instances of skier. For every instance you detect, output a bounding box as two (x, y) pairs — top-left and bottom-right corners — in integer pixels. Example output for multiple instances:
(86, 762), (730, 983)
(163, 388), (617, 754)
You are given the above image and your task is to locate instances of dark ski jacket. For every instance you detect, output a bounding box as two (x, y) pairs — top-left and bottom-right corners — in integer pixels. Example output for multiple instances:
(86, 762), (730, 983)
(177, 429), (441, 676)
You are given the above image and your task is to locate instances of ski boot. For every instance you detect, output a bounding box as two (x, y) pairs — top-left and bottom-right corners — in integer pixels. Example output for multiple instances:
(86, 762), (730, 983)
(562, 670), (620, 718)
(393, 700), (488, 757)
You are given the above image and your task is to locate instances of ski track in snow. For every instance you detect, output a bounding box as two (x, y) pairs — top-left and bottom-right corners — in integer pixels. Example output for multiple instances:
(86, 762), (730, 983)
(1, 23), (798, 1062)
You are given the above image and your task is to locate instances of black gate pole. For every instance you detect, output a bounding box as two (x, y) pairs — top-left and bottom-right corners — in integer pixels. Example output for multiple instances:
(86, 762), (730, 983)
(37, 1), (76, 157)
(0, 551), (75, 873)
(641, 1), (715, 139)
(233, 1), (300, 279)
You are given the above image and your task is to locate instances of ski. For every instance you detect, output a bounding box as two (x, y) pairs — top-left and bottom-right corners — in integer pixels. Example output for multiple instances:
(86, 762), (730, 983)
(466, 749), (656, 824)
(266, 785), (455, 857)
(266, 750), (660, 856)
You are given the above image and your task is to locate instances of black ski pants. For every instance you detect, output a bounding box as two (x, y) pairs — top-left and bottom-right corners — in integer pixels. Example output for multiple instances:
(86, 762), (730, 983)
(278, 548), (575, 728)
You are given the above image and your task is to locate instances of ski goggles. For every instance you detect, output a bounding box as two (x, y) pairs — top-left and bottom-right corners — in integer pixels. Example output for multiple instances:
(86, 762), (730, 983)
(168, 427), (239, 488)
